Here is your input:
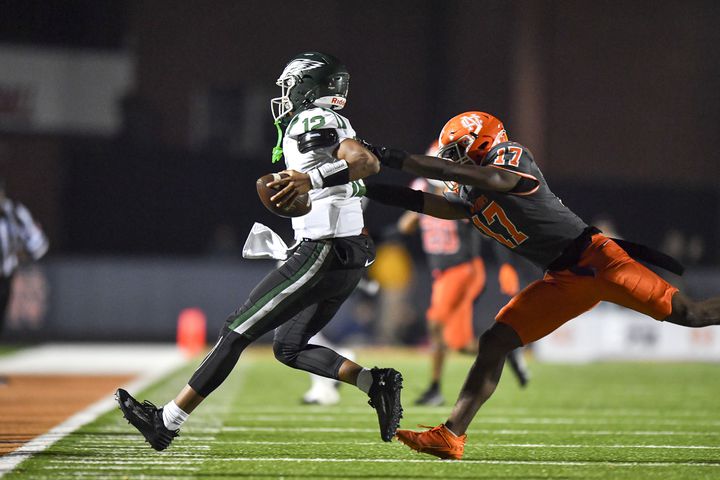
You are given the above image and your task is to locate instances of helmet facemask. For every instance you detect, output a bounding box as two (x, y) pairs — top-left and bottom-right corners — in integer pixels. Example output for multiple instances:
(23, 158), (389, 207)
(437, 136), (475, 191)
(271, 75), (298, 122)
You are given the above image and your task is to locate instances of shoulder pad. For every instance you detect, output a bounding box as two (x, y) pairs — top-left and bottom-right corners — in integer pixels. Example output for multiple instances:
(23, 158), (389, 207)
(286, 108), (353, 138)
(485, 142), (533, 169)
(297, 129), (339, 153)
(485, 142), (540, 194)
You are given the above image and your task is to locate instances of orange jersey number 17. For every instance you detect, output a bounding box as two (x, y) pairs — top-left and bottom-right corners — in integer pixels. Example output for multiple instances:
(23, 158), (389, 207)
(472, 201), (528, 249)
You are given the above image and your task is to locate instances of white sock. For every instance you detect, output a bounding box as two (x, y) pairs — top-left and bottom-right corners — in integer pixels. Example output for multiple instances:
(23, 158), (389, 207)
(444, 424), (460, 437)
(356, 368), (373, 394)
(162, 400), (189, 430)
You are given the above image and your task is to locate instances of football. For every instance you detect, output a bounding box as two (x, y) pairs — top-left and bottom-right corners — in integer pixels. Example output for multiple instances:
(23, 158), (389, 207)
(256, 173), (312, 218)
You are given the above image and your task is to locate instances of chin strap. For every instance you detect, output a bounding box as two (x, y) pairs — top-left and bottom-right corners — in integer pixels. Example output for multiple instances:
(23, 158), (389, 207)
(271, 119), (284, 163)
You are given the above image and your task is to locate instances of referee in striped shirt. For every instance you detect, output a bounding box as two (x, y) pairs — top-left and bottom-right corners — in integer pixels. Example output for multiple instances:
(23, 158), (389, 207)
(0, 178), (49, 337)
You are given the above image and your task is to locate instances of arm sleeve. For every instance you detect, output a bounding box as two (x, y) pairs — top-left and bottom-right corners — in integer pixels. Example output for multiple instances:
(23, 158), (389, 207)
(443, 191), (474, 216)
(364, 183), (425, 213)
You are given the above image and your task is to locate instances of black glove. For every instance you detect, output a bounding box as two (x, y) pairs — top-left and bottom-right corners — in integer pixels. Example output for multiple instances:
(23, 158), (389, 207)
(358, 139), (408, 169)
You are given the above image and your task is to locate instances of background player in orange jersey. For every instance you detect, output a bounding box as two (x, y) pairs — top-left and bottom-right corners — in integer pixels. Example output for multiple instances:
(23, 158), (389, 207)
(362, 111), (720, 460)
(397, 176), (529, 406)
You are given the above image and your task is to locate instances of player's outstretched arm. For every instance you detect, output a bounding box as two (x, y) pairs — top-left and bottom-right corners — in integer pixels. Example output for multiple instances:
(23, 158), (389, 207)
(406, 154), (518, 191)
(371, 147), (519, 192)
(364, 184), (470, 220)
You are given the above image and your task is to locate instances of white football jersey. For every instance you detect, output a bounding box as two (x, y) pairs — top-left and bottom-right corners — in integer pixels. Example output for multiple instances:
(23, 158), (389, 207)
(283, 107), (365, 241)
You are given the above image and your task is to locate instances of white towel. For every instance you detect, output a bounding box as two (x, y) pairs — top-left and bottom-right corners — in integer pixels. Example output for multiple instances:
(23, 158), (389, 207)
(242, 222), (296, 260)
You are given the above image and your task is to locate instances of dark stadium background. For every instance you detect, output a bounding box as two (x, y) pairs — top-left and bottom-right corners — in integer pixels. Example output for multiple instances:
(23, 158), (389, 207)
(0, 0), (718, 342)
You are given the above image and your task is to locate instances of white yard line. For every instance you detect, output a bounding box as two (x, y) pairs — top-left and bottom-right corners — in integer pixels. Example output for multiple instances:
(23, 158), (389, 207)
(221, 414), (720, 426)
(225, 405), (720, 419)
(225, 457), (720, 468)
(218, 457), (720, 468)
(120, 439), (720, 450)
(220, 425), (720, 437)
(53, 437), (720, 450)
(484, 443), (720, 450)
(0, 344), (188, 478)
(39, 456), (718, 469)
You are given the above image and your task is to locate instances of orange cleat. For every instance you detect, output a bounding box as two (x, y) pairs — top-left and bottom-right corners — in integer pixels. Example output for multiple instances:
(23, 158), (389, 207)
(395, 424), (466, 460)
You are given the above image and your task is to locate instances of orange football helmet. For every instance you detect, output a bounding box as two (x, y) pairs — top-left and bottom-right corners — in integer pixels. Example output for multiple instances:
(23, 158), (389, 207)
(437, 112), (508, 166)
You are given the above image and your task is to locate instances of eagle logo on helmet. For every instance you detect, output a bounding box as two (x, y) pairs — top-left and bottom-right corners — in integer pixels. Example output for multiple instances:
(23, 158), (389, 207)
(280, 59), (325, 80)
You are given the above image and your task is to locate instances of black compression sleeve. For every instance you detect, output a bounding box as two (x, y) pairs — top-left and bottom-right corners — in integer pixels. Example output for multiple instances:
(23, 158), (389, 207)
(364, 183), (425, 213)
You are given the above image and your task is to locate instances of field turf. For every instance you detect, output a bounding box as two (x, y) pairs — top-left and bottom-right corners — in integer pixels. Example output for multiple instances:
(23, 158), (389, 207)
(6, 347), (720, 479)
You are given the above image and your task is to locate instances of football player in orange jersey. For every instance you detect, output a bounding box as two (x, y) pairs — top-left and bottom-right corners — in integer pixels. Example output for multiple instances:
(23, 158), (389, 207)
(362, 111), (720, 460)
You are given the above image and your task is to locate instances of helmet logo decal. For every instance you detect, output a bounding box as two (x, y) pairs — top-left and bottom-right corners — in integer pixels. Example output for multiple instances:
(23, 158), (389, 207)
(493, 129), (508, 145)
(460, 114), (484, 134)
(280, 59), (325, 80)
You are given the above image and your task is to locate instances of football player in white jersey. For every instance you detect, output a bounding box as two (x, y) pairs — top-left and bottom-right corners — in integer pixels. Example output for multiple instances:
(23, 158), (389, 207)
(116, 52), (403, 451)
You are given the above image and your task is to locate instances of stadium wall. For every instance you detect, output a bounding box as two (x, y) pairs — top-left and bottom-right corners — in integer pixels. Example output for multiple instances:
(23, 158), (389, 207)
(3, 258), (720, 362)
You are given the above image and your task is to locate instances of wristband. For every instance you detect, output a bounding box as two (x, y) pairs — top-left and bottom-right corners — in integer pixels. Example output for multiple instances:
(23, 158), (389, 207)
(308, 160), (350, 189)
(308, 168), (324, 189)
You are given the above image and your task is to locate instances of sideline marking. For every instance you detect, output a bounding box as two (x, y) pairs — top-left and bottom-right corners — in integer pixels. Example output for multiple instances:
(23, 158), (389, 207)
(0, 345), (187, 477)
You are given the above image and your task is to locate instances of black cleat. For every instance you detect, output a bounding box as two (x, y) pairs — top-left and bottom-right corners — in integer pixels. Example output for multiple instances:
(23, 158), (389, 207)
(414, 385), (445, 406)
(367, 367), (403, 442)
(115, 388), (178, 451)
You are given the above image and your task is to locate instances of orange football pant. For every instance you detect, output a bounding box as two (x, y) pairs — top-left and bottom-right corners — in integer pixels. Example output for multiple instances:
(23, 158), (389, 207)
(497, 234), (678, 345)
(427, 257), (486, 350)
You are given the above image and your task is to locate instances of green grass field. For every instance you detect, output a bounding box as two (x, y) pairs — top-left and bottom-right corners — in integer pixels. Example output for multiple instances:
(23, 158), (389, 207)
(0, 345), (24, 358)
(7, 348), (720, 479)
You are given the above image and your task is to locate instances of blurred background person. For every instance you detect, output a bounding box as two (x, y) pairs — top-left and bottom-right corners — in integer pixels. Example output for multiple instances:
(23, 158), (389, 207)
(396, 146), (530, 405)
(0, 178), (49, 341)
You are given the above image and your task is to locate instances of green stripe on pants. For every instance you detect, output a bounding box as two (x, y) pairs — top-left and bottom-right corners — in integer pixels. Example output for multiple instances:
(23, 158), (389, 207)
(228, 242), (330, 333)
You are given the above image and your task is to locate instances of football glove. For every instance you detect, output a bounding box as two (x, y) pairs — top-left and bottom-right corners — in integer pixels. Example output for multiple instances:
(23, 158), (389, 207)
(359, 139), (408, 169)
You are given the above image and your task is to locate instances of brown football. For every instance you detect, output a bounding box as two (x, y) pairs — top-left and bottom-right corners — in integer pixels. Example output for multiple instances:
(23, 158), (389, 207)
(256, 173), (312, 218)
